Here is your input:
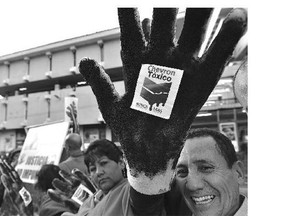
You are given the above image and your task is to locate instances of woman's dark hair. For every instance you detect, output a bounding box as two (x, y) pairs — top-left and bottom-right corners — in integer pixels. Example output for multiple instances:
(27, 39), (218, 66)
(84, 139), (123, 169)
(35, 164), (63, 192)
(184, 128), (238, 168)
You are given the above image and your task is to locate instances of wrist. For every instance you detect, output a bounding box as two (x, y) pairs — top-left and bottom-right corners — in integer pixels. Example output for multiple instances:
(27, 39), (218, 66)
(126, 159), (175, 195)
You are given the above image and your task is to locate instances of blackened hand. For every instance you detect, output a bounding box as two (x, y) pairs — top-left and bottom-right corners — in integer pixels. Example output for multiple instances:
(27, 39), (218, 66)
(79, 8), (247, 194)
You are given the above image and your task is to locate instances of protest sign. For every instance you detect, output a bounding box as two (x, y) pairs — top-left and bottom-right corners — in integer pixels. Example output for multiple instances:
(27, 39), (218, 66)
(15, 121), (70, 184)
(219, 122), (239, 152)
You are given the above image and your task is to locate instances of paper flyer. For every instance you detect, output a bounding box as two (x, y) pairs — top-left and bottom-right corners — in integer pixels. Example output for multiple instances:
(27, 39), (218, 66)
(131, 64), (184, 119)
(19, 187), (32, 206)
(71, 184), (93, 206)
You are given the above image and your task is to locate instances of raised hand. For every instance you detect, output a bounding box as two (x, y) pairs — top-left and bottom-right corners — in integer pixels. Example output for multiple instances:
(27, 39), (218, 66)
(66, 101), (80, 134)
(0, 159), (34, 216)
(48, 168), (97, 213)
(79, 8), (247, 195)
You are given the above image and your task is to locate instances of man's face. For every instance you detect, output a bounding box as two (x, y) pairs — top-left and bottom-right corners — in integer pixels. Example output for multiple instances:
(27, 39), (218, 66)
(92, 156), (124, 194)
(176, 136), (242, 216)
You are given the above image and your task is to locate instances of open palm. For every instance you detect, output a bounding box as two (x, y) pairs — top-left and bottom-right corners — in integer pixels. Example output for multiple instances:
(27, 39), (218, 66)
(79, 8), (247, 194)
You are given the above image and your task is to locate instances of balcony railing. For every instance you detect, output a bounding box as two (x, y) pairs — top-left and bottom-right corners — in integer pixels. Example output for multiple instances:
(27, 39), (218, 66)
(202, 97), (242, 111)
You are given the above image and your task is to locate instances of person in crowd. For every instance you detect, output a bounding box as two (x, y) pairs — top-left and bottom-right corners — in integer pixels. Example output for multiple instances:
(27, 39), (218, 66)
(59, 133), (89, 176)
(0, 159), (34, 216)
(60, 139), (127, 216)
(35, 164), (74, 216)
(175, 128), (247, 216)
(0, 147), (22, 215)
(130, 128), (247, 216)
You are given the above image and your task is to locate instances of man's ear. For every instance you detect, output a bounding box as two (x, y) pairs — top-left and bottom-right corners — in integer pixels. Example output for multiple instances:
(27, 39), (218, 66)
(232, 160), (245, 185)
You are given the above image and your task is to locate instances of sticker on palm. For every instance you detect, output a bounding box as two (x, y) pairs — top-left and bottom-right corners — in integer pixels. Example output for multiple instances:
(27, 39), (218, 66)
(79, 8), (247, 194)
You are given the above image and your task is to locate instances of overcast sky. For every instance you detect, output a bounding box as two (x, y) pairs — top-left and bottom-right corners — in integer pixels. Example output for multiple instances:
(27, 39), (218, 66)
(0, 0), (245, 57)
(0, 0), (157, 56)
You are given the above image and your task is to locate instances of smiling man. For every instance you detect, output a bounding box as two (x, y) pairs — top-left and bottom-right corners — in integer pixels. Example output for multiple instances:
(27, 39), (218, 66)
(176, 128), (247, 216)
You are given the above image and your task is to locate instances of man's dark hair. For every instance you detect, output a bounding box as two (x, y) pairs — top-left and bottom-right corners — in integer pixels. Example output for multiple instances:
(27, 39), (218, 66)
(35, 164), (63, 192)
(84, 139), (123, 169)
(184, 128), (238, 168)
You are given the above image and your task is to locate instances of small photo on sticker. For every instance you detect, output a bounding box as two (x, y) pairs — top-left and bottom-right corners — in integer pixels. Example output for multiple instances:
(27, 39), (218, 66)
(71, 184), (93, 206)
(19, 187), (32, 206)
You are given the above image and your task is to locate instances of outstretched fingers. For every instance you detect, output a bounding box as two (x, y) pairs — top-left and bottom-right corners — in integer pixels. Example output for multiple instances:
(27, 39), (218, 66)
(52, 178), (72, 195)
(142, 18), (151, 42)
(118, 8), (146, 57)
(72, 169), (97, 193)
(79, 58), (120, 124)
(48, 188), (79, 212)
(0, 160), (19, 185)
(59, 170), (81, 188)
(201, 8), (247, 77)
(178, 8), (213, 54)
(3, 160), (21, 184)
(149, 8), (178, 51)
(47, 189), (64, 203)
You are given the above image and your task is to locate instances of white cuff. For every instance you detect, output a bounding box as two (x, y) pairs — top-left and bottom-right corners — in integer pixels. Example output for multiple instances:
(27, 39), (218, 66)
(126, 159), (175, 195)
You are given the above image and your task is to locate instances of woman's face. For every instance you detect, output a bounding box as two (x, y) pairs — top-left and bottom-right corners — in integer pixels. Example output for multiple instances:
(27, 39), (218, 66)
(91, 155), (124, 194)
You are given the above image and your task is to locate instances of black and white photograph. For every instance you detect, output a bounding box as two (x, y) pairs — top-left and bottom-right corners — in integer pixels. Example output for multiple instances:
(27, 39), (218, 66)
(4, 0), (283, 215)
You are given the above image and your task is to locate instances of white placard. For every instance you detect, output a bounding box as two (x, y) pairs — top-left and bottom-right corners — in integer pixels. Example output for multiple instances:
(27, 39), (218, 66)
(15, 121), (70, 184)
(131, 64), (184, 119)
